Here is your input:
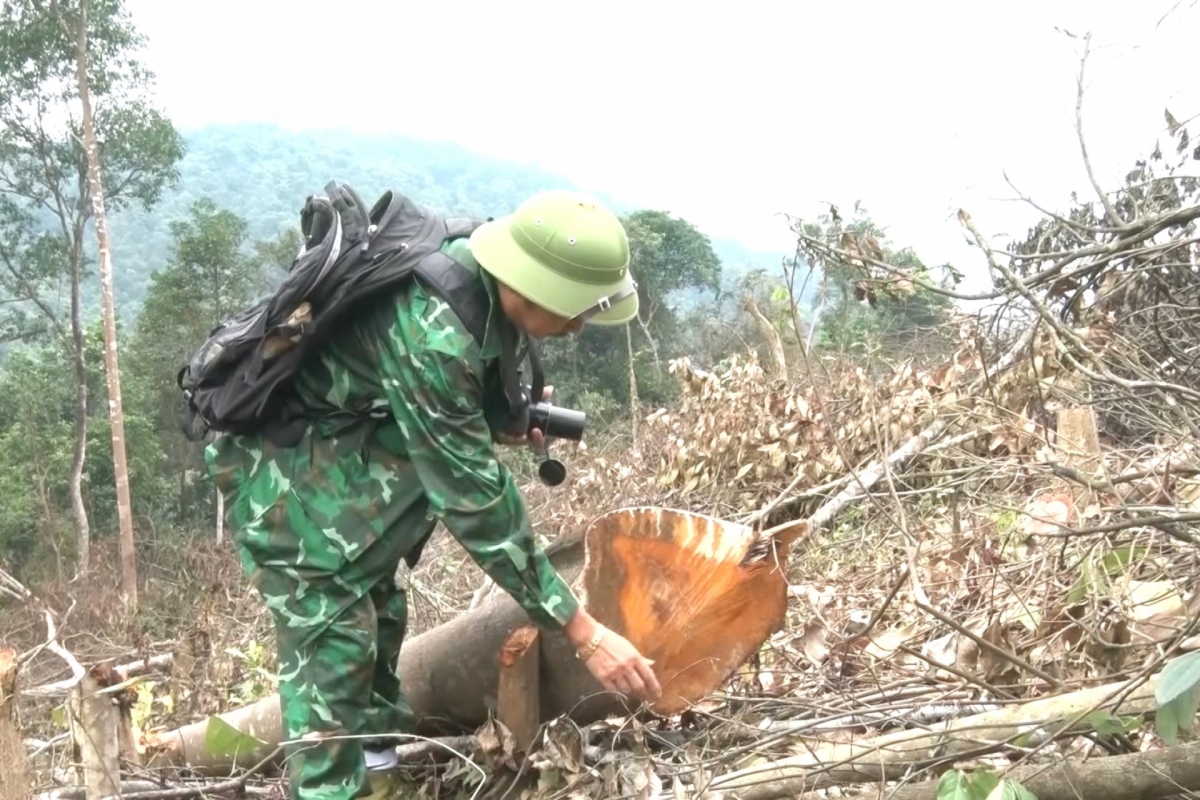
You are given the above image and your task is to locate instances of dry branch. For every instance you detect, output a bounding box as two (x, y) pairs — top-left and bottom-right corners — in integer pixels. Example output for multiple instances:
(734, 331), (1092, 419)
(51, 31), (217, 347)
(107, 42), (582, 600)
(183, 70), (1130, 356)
(810, 739), (1200, 800)
(706, 673), (1160, 797)
(27, 653), (172, 697)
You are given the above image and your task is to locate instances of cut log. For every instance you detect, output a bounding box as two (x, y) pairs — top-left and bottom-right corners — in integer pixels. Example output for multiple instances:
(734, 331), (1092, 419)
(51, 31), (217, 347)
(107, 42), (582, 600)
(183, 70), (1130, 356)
(147, 506), (793, 772)
(794, 739), (1200, 800)
(496, 626), (540, 752)
(143, 694), (282, 772)
(706, 673), (1161, 798)
(1, 647), (32, 800)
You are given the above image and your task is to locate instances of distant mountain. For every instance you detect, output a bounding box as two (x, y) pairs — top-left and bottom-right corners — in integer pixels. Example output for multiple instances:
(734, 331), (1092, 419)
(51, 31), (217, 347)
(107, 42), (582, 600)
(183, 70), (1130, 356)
(94, 122), (790, 321)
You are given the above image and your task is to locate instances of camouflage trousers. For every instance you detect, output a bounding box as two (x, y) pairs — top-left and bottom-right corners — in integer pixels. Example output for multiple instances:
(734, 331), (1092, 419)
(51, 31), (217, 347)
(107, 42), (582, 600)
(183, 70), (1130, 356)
(209, 422), (435, 800)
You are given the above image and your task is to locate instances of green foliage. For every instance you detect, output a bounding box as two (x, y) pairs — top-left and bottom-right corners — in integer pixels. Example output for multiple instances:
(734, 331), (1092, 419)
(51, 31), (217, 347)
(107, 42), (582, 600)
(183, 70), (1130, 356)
(1066, 543), (1150, 605)
(123, 197), (286, 524)
(0, 344), (76, 571)
(540, 209), (722, 412)
(0, 0), (184, 334)
(937, 769), (1037, 800)
(203, 715), (266, 760)
(1155, 650), (1200, 744)
(1085, 710), (1142, 739)
(794, 202), (959, 365)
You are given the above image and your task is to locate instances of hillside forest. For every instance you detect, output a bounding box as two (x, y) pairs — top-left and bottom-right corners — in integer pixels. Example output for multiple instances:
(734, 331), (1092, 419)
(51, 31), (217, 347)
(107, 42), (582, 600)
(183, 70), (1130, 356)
(2, 2), (1200, 800)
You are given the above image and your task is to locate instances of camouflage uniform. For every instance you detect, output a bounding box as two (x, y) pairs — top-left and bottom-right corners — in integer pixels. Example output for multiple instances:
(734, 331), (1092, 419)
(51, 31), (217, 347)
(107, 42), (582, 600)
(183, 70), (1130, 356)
(206, 238), (580, 800)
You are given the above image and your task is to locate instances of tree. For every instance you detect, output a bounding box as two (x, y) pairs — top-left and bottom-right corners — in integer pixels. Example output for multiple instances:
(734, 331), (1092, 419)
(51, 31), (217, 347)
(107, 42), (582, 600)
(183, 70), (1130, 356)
(792, 203), (960, 366)
(126, 198), (288, 526)
(61, 0), (138, 607)
(540, 210), (723, 416)
(0, 0), (183, 575)
(622, 210), (723, 375)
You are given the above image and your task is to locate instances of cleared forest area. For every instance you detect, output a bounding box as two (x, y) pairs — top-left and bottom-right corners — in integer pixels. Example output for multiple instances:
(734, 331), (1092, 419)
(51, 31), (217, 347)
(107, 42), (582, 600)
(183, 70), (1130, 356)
(3, 44), (1200, 800)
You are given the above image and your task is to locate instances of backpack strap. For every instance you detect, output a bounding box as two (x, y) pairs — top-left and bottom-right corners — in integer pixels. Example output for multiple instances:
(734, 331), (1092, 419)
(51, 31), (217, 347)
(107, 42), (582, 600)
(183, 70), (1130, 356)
(327, 182), (372, 253)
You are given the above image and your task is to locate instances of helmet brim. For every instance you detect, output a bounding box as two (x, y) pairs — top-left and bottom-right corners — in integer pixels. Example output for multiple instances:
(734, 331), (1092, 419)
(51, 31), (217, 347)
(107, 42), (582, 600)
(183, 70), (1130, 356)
(469, 218), (638, 326)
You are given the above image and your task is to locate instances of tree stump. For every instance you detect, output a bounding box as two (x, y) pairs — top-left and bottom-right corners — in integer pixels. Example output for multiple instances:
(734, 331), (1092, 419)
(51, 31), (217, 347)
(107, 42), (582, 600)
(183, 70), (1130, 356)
(1, 647), (32, 799)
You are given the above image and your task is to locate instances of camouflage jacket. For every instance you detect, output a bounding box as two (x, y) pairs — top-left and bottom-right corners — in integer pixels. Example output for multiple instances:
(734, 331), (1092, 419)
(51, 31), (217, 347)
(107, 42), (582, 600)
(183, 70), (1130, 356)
(206, 237), (580, 631)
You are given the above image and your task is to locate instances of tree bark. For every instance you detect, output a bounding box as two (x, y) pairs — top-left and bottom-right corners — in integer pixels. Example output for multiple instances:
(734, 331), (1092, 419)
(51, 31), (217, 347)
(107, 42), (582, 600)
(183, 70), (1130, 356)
(68, 235), (89, 577)
(0, 648), (32, 800)
(73, 0), (137, 609)
(69, 670), (121, 799)
(626, 323), (640, 445)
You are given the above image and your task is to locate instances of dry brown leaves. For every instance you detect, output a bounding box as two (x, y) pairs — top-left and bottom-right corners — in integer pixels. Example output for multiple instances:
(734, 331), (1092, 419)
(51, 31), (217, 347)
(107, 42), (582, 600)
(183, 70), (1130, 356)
(635, 317), (1074, 521)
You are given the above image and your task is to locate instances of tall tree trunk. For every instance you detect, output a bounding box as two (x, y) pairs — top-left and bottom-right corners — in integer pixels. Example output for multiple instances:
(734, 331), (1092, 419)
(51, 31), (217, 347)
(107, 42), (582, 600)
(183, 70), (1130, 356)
(215, 489), (224, 545)
(68, 233), (89, 577)
(635, 312), (662, 377)
(73, 0), (137, 610)
(625, 323), (639, 445)
(742, 296), (788, 377)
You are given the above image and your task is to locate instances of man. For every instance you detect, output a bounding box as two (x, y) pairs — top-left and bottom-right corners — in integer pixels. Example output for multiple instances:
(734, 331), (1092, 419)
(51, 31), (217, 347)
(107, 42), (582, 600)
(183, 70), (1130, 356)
(206, 189), (661, 800)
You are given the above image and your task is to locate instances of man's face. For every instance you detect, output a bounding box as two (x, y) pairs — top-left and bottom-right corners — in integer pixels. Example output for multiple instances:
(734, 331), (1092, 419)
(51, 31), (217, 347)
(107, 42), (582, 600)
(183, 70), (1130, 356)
(497, 283), (586, 339)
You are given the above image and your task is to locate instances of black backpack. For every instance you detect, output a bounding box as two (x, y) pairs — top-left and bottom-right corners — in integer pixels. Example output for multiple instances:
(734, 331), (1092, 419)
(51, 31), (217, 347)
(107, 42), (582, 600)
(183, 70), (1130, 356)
(176, 181), (538, 448)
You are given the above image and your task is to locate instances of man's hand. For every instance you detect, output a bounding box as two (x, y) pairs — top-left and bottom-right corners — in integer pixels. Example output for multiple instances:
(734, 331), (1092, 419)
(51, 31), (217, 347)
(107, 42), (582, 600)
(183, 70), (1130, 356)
(565, 609), (661, 702)
(495, 385), (553, 449)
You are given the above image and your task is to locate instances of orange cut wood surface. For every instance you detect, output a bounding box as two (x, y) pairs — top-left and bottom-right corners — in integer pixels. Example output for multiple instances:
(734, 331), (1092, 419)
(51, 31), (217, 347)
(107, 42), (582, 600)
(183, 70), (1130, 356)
(580, 507), (791, 715)
(498, 626), (539, 668)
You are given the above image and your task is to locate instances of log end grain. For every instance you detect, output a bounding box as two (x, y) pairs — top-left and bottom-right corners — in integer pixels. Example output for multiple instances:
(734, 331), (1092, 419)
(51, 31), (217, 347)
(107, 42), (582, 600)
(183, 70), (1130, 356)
(581, 506), (790, 715)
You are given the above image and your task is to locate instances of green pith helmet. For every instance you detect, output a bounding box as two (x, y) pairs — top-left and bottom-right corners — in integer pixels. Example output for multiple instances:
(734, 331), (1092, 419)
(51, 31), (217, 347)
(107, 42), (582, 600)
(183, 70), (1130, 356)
(468, 190), (638, 325)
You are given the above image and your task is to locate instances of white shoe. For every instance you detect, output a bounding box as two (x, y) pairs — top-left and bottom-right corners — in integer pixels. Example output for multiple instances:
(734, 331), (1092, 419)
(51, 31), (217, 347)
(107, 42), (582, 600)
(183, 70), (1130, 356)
(365, 746), (398, 772)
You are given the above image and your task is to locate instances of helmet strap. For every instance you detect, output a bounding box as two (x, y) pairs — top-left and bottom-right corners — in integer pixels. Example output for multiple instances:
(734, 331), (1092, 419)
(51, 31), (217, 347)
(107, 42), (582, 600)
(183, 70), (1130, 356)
(497, 317), (532, 433)
(527, 337), (545, 411)
(569, 280), (638, 324)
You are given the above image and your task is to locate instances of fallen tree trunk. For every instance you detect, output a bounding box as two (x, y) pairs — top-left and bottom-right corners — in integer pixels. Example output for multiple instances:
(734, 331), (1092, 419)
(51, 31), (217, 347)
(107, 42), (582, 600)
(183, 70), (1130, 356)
(706, 673), (1161, 798)
(796, 739), (1200, 800)
(147, 507), (793, 772)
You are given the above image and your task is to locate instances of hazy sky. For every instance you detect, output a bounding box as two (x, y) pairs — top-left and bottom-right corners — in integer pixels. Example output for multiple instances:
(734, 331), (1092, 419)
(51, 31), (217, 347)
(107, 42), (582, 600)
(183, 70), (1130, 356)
(121, 0), (1197, 291)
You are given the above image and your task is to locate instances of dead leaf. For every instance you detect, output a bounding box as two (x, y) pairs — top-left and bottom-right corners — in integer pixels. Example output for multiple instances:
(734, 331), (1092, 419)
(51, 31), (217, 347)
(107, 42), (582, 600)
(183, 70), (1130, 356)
(476, 718), (518, 771)
(531, 718), (586, 776)
(921, 631), (958, 669)
(862, 623), (920, 660)
(618, 754), (663, 800)
(1118, 578), (1187, 643)
(979, 619), (1015, 682)
(1177, 478), (1200, 511)
(1023, 491), (1075, 536)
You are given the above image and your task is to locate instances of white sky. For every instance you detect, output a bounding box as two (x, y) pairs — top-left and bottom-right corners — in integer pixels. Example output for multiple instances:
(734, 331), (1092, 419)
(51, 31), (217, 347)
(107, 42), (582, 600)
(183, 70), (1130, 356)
(122, 0), (1198, 292)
